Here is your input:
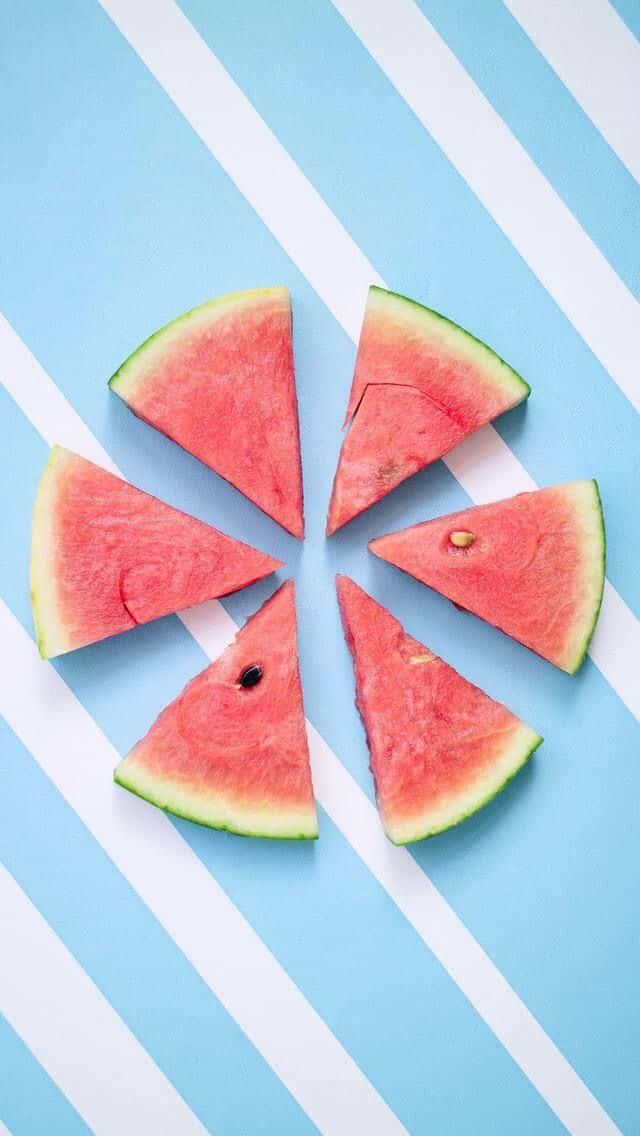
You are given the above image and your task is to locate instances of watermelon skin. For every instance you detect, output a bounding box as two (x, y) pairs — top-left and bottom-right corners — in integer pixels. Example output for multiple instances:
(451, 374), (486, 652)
(31, 446), (282, 659)
(327, 286), (530, 534)
(369, 481), (605, 674)
(337, 575), (542, 844)
(109, 287), (304, 538)
(115, 581), (318, 840)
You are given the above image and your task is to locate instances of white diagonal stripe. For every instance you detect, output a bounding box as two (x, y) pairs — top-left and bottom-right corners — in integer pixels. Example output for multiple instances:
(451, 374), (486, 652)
(84, 0), (639, 718)
(0, 864), (208, 1136)
(330, 0), (639, 413)
(0, 601), (620, 1136)
(2, 239), (638, 723)
(99, 0), (640, 412)
(0, 602), (407, 1136)
(0, 322), (619, 1133)
(0, 1122), (13, 1136)
(504, 0), (640, 183)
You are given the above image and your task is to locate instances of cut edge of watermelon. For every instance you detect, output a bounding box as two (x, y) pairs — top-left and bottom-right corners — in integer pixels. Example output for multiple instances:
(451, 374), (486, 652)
(113, 758), (319, 840)
(386, 723), (543, 845)
(108, 286), (290, 402)
(30, 445), (85, 660)
(345, 286), (531, 425)
(559, 478), (606, 674)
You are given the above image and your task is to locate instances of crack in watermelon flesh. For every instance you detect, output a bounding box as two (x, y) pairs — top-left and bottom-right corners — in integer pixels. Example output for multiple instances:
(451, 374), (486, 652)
(370, 481), (605, 674)
(109, 287), (304, 538)
(327, 286), (530, 534)
(337, 575), (542, 843)
(30, 447), (282, 658)
(115, 581), (318, 839)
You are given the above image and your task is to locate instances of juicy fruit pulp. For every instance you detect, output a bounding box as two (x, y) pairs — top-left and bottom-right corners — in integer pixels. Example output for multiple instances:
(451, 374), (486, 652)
(337, 576), (541, 844)
(327, 286), (530, 534)
(370, 481), (605, 674)
(31, 446), (282, 659)
(115, 581), (318, 839)
(109, 287), (304, 538)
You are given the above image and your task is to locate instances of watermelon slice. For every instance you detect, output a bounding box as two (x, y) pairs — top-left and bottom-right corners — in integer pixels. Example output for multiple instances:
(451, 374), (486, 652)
(109, 287), (304, 538)
(115, 581), (318, 839)
(336, 576), (542, 843)
(326, 286), (530, 534)
(31, 446), (282, 659)
(370, 481), (605, 674)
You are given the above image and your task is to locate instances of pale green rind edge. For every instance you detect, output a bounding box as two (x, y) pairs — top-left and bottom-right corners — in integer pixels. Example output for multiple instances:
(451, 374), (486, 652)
(30, 445), (71, 660)
(108, 286), (289, 402)
(564, 479), (606, 675)
(387, 731), (543, 846)
(114, 765), (319, 841)
(369, 284), (531, 403)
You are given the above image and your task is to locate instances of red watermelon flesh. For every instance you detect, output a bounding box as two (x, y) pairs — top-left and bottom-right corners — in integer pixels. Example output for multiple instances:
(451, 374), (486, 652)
(327, 385), (463, 535)
(31, 446), (282, 659)
(336, 575), (541, 844)
(327, 286), (530, 534)
(109, 287), (304, 538)
(115, 581), (318, 839)
(369, 481), (605, 674)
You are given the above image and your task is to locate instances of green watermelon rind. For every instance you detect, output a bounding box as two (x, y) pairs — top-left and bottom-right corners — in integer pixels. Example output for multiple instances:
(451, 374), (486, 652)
(30, 445), (74, 660)
(108, 286), (289, 402)
(114, 761), (319, 841)
(386, 726), (543, 846)
(564, 478), (606, 675)
(368, 285), (531, 405)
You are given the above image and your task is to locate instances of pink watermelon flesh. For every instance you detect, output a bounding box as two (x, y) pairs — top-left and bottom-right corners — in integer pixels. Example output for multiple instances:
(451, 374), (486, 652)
(369, 481), (605, 674)
(109, 288), (304, 538)
(336, 575), (541, 844)
(327, 385), (463, 534)
(115, 581), (318, 839)
(31, 447), (282, 659)
(327, 286), (530, 534)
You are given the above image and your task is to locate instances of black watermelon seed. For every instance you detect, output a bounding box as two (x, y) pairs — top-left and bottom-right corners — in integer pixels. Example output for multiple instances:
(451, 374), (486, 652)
(239, 664), (263, 689)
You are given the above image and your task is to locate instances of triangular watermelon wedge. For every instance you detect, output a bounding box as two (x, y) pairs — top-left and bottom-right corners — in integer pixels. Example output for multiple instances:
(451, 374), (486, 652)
(337, 576), (541, 843)
(31, 446), (282, 659)
(109, 287), (304, 538)
(115, 581), (318, 839)
(370, 481), (605, 674)
(327, 287), (530, 534)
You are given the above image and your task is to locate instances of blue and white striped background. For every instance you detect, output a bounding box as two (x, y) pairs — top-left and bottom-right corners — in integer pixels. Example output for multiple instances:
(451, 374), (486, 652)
(1, 1), (638, 1132)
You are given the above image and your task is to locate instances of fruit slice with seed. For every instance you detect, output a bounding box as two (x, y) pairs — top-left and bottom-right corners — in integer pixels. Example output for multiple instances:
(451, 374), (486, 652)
(115, 581), (318, 839)
(337, 575), (541, 843)
(370, 481), (605, 674)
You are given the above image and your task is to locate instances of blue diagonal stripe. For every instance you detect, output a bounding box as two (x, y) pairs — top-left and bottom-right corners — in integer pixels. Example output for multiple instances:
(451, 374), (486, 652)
(0, 389), (565, 1134)
(0, 0), (638, 1131)
(0, 1016), (90, 1136)
(174, 0), (640, 615)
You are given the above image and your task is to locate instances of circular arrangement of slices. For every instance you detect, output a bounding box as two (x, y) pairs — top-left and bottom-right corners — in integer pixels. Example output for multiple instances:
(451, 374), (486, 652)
(30, 285), (605, 844)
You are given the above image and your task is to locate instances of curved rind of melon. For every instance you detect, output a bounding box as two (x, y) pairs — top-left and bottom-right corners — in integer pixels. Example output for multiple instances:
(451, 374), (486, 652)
(559, 480), (606, 674)
(386, 725), (542, 845)
(346, 286), (531, 425)
(30, 445), (75, 659)
(108, 287), (287, 401)
(114, 758), (319, 840)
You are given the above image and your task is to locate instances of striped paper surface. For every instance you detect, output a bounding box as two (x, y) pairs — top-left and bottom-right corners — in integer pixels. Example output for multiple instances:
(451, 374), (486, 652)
(1, 1), (638, 1132)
